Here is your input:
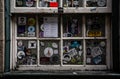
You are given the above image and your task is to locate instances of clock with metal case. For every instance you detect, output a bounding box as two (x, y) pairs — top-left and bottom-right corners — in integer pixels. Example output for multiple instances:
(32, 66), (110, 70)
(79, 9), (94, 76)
(97, 0), (106, 7)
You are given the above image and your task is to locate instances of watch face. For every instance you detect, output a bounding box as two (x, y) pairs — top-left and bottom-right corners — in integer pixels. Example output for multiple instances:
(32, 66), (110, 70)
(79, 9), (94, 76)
(17, 51), (25, 59)
(28, 26), (35, 32)
(97, 0), (106, 7)
(44, 47), (53, 57)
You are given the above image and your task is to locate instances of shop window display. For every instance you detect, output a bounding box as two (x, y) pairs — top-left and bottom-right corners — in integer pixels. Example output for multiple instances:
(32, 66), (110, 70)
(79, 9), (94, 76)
(14, 14), (110, 70)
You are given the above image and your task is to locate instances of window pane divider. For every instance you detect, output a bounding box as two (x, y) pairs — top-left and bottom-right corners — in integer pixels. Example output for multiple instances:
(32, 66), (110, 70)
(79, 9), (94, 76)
(62, 37), (84, 40)
(60, 16), (63, 66)
(38, 38), (61, 40)
(84, 37), (107, 39)
(16, 37), (37, 40)
(14, 15), (18, 68)
(82, 15), (86, 67)
(36, 15), (40, 66)
(106, 16), (111, 69)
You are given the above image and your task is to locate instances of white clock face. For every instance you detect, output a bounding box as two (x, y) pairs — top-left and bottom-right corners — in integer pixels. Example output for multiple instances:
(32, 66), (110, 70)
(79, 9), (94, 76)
(97, 0), (106, 7)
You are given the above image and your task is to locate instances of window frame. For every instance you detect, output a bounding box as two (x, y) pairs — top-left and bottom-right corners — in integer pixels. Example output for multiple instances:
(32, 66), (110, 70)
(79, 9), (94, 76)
(10, 14), (112, 71)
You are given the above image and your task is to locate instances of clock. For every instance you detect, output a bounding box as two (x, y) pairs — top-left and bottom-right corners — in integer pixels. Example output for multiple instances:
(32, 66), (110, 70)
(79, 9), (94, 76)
(97, 0), (106, 7)
(44, 47), (53, 57)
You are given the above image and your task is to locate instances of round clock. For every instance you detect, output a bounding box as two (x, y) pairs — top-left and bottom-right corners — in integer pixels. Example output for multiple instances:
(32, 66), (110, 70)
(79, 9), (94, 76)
(17, 51), (25, 59)
(17, 41), (23, 47)
(100, 41), (105, 47)
(28, 26), (35, 32)
(97, 0), (106, 7)
(44, 47), (53, 57)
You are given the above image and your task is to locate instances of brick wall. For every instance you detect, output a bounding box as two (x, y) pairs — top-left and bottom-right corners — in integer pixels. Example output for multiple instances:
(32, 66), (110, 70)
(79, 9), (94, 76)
(0, 0), (4, 72)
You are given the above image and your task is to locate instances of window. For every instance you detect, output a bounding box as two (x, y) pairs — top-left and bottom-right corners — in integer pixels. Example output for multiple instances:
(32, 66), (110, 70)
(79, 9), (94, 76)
(11, 0), (111, 13)
(10, 0), (112, 71)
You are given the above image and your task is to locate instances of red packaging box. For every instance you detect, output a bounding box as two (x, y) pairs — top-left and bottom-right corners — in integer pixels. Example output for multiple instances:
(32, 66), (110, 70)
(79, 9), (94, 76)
(49, 2), (58, 7)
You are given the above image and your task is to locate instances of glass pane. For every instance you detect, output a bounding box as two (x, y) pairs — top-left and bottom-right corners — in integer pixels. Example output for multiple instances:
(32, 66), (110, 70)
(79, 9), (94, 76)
(17, 40), (37, 65)
(16, 0), (36, 7)
(63, 0), (83, 7)
(63, 40), (83, 65)
(39, 41), (60, 65)
(86, 14), (105, 37)
(39, 16), (60, 38)
(86, 0), (107, 7)
(17, 16), (36, 37)
(39, 0), (58, 7)
(63, 15), (82, 37)
(86, 40), (106, 65)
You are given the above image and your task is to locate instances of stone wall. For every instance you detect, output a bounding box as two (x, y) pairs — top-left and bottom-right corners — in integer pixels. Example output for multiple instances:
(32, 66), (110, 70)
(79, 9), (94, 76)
(0, 0), (4, 73)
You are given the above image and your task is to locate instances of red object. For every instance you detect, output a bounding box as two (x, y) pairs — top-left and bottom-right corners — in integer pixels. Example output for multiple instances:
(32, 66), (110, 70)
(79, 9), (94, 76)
(49, 2), (58, 7)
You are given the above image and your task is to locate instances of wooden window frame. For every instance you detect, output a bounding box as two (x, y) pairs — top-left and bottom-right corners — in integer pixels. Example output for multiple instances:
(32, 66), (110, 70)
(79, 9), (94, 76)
(10, 14), (112, 71)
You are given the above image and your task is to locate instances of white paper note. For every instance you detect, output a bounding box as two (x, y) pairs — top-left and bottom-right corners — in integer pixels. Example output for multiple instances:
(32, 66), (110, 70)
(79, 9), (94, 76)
(43, 23), (58, 37)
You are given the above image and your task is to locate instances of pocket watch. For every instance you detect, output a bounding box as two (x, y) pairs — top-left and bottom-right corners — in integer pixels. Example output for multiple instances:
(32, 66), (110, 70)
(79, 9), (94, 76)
(97, 0), (106, 7)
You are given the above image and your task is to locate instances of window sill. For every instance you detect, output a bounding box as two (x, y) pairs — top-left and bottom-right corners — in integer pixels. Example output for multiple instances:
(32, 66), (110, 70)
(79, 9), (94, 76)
(3, 71), (120, 77)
